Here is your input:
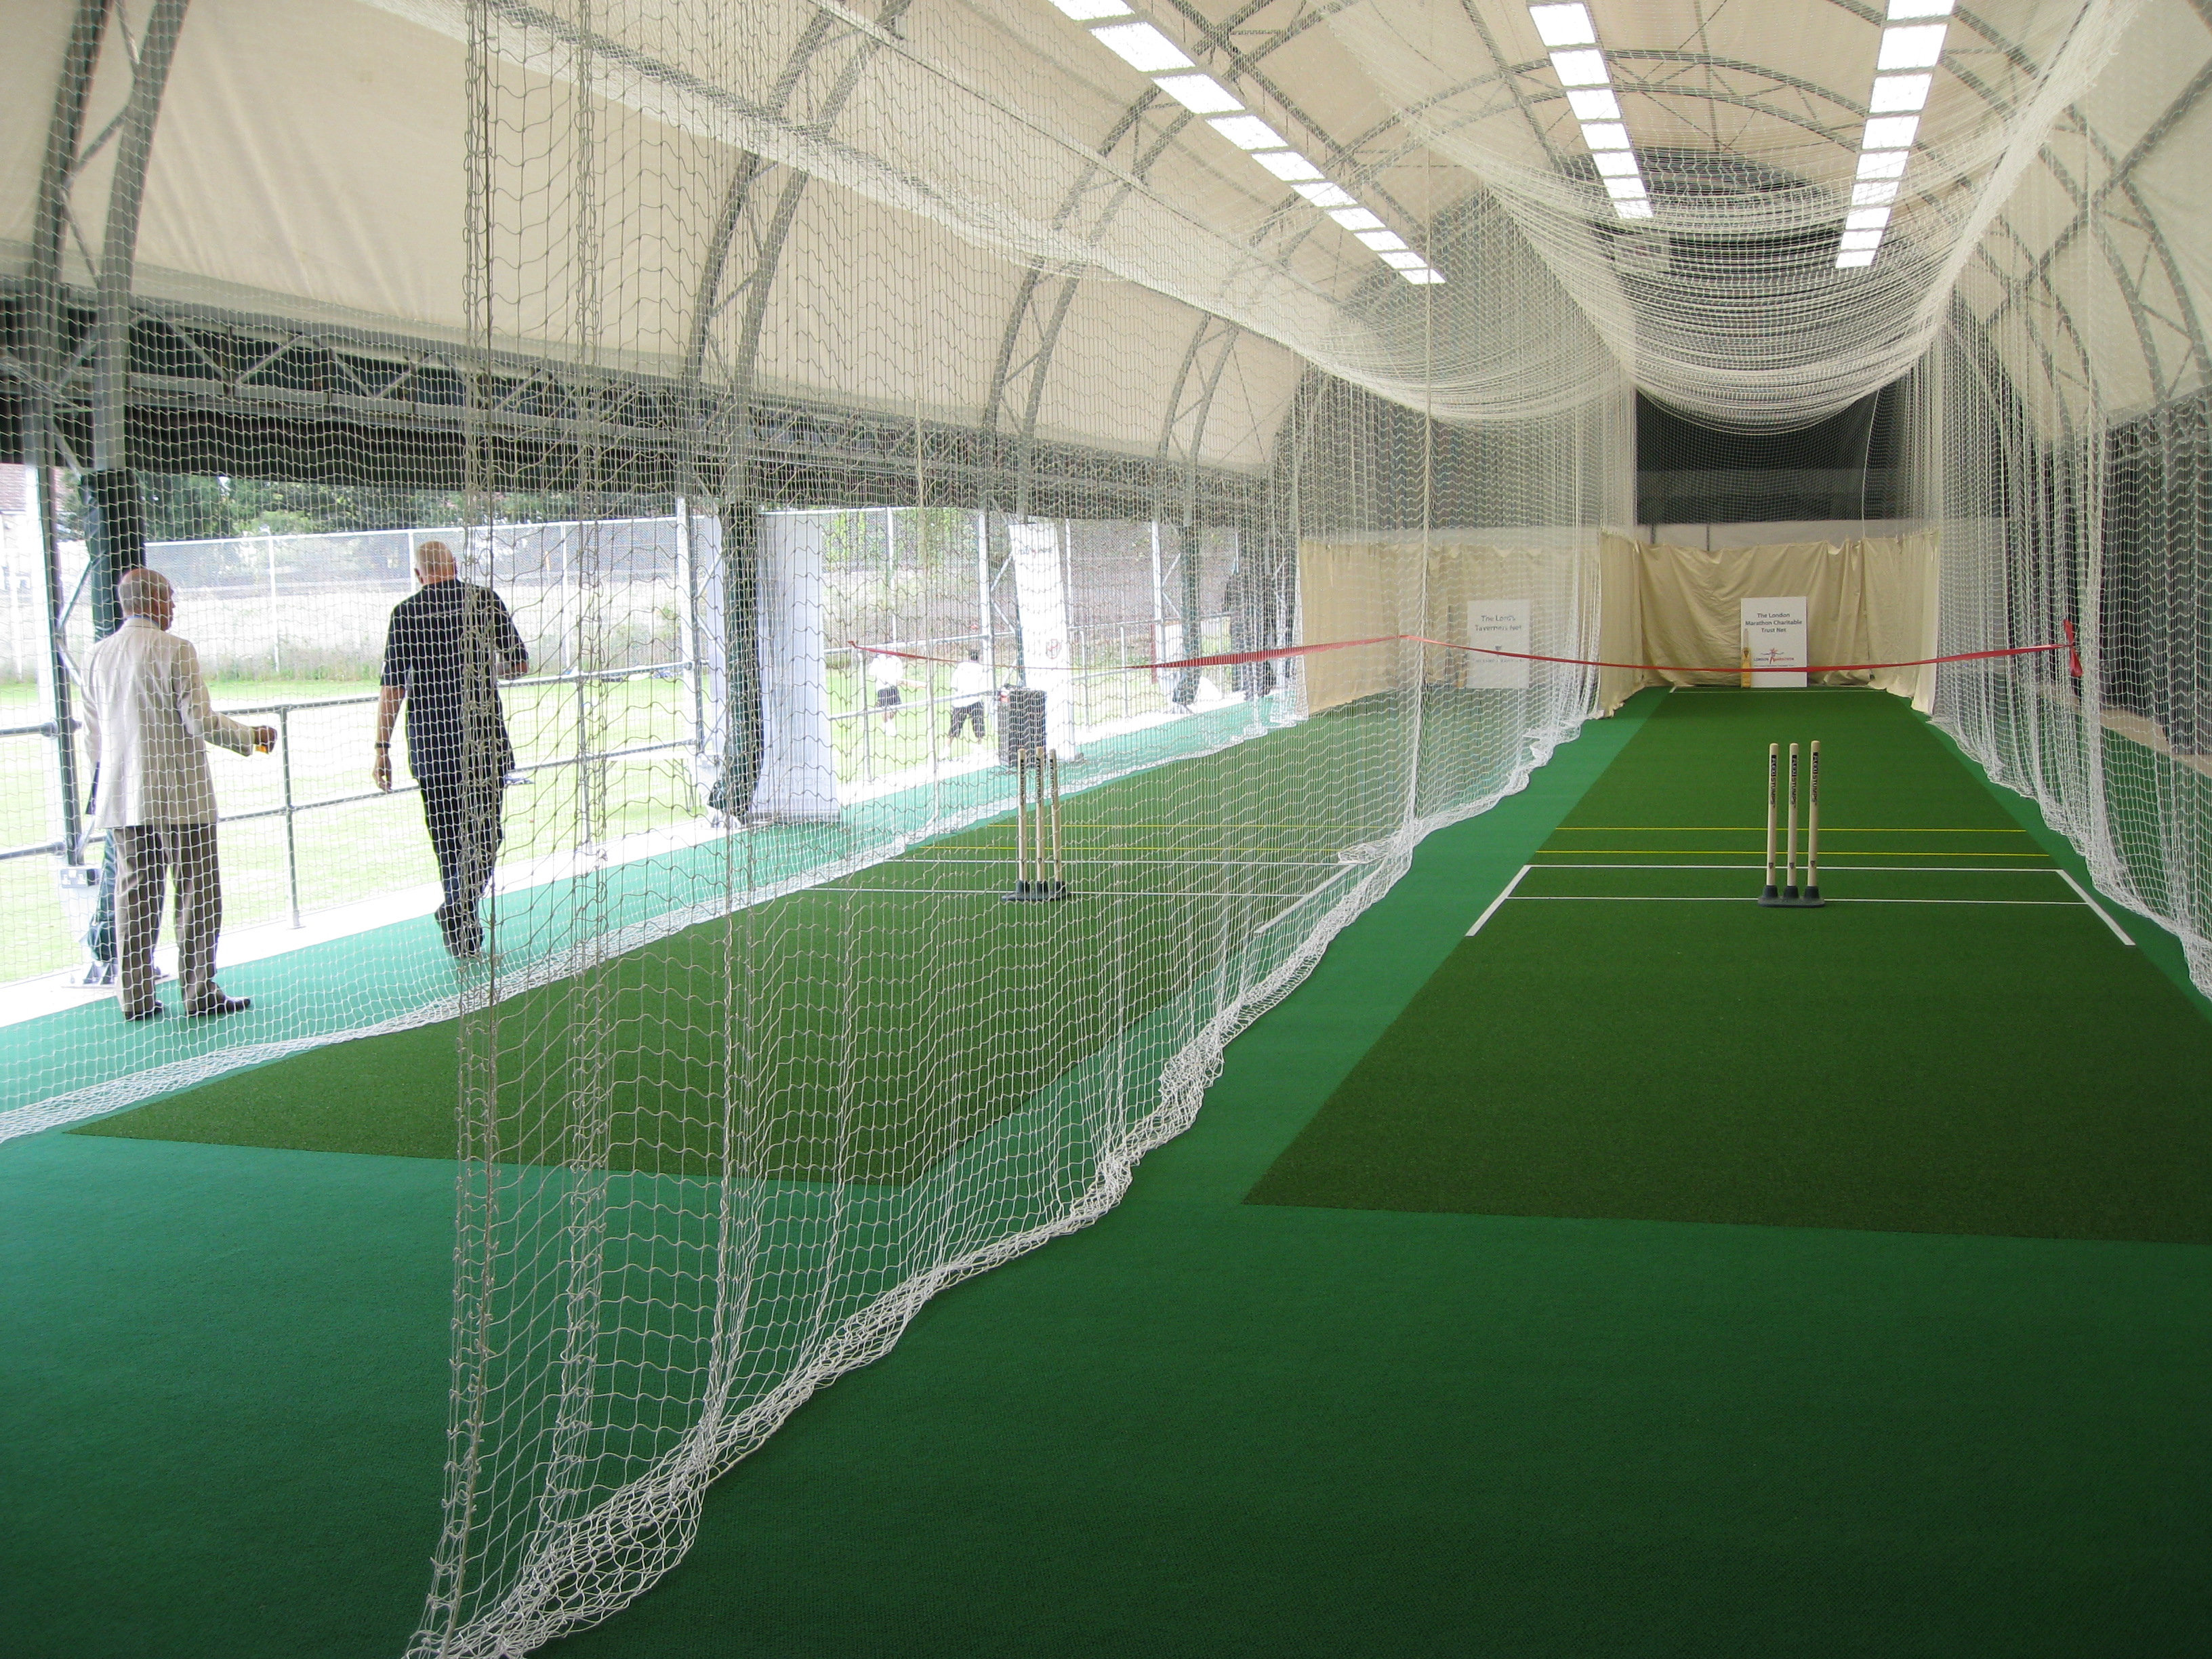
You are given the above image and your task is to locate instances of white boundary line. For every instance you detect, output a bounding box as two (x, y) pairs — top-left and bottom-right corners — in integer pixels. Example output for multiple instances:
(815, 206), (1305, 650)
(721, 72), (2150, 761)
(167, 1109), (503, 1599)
(2053, 868), (2137, 945)
(1467, 865), (1532, 936)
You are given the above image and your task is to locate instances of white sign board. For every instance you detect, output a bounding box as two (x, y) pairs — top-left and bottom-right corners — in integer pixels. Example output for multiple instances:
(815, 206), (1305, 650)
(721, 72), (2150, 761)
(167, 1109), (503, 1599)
(1008, 520), (1078, 756)
(1740, 596), (1808, 689)
(1463, 600), (1532, 689)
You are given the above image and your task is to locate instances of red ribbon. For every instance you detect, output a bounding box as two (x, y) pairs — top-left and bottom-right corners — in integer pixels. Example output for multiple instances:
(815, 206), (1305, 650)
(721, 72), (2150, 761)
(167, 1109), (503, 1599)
(851, 631), (2080, 680)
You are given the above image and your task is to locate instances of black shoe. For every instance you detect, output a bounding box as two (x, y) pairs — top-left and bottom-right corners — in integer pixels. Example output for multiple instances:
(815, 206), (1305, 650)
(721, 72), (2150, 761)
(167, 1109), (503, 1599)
(121, 1004), (165, 1022)
(186, 996), (252, 1018)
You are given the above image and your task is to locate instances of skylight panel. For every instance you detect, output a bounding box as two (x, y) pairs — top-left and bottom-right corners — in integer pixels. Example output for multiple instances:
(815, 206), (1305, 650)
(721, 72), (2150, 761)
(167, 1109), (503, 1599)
(1862, 114), (1921, 149)
(1593, 150), (1641, 178)
(1580, 122), (1631, 150)
(1878, 23), (1948, 70)
(1869, 74), (1931, 112)
(1153, 73), (1242, 115)
(1567, 87), (1621, 121)
(1401, 268), (1447, 285)
(1528, 3), (1597, 47)
(1856, 149), (1909, 179)
(1845, 207), (1892, 230)
(1549, 49), (1610, 86)
(1885, 0), (1954, 16)
(1356, 230), (1410, 252)
(1292, 181), (1357, 208)
(1089, 20), (1193, 73)
(1603, 176), (1648, 200)
(1853, 180), (1900, 206)
(1379, 250), (1427, 270)
(1250, 149), (1324, 182)
(1836, 248), (1877, 268)
(1329, 208), (1385, 231)
(1048, 0), (1132, 17)
(1208, 115), (1288, 150)
(1839, 229), (1884, 251)
(1616, 199), (1654, 219)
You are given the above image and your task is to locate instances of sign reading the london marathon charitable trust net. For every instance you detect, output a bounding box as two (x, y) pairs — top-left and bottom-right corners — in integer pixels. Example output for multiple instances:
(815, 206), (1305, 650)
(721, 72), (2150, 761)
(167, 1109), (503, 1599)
(1463, 600), (1532, 690)
(1740, 597), (1808, 689)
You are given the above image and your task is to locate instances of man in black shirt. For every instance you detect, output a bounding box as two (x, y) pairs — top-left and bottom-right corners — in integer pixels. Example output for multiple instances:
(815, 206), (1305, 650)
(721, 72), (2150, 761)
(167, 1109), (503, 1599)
(372, 540), (529, 959)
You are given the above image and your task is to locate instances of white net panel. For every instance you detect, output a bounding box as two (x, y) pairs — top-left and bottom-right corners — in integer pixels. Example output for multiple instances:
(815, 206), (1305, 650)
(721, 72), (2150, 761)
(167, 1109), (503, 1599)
(1914, 0), (2212, 994)
(408, 6), (1626, 1648)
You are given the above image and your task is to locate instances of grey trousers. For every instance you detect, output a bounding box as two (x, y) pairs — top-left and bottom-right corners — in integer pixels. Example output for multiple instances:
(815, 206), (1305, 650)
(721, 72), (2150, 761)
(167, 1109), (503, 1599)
(112, 823), (222, 1016)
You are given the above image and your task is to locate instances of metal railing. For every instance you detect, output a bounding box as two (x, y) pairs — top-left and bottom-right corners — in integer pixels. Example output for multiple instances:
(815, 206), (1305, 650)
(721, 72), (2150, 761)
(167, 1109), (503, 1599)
(3, 661), (699, 930)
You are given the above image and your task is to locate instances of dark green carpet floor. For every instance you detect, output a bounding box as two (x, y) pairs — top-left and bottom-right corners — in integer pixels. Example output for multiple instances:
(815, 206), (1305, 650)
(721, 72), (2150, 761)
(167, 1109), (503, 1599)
(5, 689), (2207, 1658)
(1248, 691), (2212, 1242)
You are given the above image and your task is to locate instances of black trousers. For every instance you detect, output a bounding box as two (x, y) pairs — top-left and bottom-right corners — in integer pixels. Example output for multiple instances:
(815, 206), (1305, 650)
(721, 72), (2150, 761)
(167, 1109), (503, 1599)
(419, 773), (506, 953)
(947, 700), (986, 739)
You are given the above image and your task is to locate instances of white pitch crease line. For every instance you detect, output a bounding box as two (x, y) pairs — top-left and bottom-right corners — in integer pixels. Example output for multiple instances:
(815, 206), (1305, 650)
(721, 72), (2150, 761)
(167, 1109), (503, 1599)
(1528, 862), (2060, 874)
(1467, 865), (1533, 935)
(2053, 868), (2137, 945)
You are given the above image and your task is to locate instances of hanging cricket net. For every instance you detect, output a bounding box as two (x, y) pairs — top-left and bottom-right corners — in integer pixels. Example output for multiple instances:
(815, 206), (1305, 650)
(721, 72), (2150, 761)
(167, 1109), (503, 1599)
(405, 1), (1626, 1652)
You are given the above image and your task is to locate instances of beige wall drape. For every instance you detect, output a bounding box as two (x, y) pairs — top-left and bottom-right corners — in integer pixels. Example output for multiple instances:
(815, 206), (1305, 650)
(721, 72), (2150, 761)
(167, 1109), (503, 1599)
(1297, 538), (1599, 716)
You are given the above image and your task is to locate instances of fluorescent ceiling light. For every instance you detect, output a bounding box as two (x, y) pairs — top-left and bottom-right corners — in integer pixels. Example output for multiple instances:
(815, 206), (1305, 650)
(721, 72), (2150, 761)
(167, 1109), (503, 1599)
(1885, 0), (1954, 16)
(1862, 114), (1920, 150)
(1356, 229), (1410, 252)
(1402, 268), (1447, 285)
(1208, 115), (1288, 150)
(1328, 207), (1385, 231)
(1878, 24), (1947, 70)
(1836, 248), (1877, 268)
(1845, 206), (1892, 230)
(1293, 180), (1357, 207)
(1528, 3), (1596, 47)
(1153, 73), (1242, 115)
(1251, 149), (1324, 182)
(1090, 21), (1193, 73)
(1853, 180), (1900, 205)
(1380, 249), (1427, 269)
(1593, 150), (1641, 177)
(1580, 121), (1632, 150)
(1549, 49), (1610, 86)
(1856, 148), (1910, 179)
(1603, 176), (1648, 199)
(1839, 229), (1884, 251)
(1869, 74), (1931, 112)
(1048, 0), (1131, 17)
(1567, 87), (1621, 120)
(1616, 199), (1655, 219)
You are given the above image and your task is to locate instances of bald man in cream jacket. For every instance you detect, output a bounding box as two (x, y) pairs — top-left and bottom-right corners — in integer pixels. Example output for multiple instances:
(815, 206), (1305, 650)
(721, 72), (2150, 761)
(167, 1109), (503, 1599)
(81, 567), (274, 1021)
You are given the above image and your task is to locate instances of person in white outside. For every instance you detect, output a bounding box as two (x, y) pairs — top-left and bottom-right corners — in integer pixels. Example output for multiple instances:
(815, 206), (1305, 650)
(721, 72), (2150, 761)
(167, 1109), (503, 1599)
(869, 649), (905, 732)
(947, 649), (991, 741)
(81, 566), (274, 1021)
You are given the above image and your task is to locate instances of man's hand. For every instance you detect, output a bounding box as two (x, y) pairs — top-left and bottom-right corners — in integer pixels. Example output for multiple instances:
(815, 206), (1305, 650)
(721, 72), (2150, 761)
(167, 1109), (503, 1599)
(252, 725), (278, 753)
(373, 750), (393, 792)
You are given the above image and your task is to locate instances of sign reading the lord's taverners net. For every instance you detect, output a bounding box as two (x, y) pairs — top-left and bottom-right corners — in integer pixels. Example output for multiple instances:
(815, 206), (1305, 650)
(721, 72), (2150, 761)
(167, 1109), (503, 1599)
(1741, 596), (1809, 688)
(1463, 599), (1532, 689)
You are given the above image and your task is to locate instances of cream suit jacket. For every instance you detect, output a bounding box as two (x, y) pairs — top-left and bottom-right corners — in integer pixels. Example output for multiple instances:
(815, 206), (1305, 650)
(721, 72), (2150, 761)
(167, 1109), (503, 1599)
(82, 616), (258, 830)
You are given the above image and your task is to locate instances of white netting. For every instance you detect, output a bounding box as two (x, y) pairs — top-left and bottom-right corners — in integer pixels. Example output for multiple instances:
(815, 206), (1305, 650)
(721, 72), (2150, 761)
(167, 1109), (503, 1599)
(3, 1), (2207, 1653)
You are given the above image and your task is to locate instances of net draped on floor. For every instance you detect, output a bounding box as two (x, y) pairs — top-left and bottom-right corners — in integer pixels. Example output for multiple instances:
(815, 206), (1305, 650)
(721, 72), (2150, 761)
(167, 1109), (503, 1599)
(5, 2), (2207, 1654)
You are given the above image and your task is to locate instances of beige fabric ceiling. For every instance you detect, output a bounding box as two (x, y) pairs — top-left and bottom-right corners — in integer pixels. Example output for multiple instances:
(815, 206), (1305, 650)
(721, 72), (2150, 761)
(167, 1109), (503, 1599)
(2, 0), (2206, 454)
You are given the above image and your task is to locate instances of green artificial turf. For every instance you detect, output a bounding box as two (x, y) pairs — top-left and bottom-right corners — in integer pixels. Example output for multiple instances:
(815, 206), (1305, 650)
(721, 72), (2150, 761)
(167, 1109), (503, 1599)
(70, 694), (1493, 1182)
(9, 690), (2209, 1659)
(1248, 690), (2212, 1242)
